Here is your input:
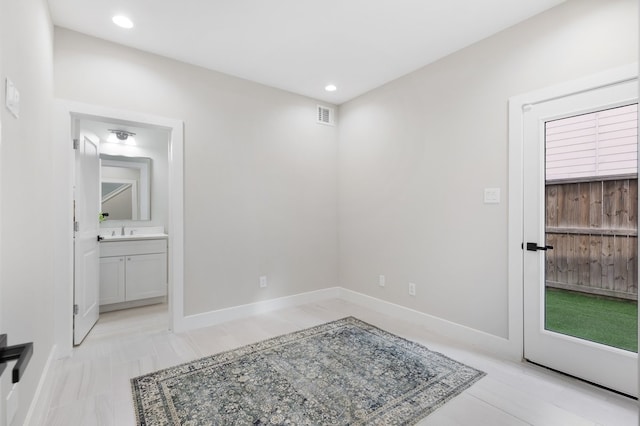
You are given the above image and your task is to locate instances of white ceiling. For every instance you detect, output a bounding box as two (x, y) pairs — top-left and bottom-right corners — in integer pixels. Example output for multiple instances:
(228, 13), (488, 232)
(48, 0), (565, 104)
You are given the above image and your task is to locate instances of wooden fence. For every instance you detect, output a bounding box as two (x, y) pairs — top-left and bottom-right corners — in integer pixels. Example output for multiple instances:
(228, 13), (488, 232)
(545, 177), (638, 300)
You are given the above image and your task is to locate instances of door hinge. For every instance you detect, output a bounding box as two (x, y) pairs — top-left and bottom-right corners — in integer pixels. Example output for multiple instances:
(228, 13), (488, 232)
(73, 304), (79, 315)
(73, 139), (79, 150)
(74, 221), (79, 232)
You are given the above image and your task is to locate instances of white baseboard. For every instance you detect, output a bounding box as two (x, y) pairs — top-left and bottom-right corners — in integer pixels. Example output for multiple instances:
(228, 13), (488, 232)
(178, 287), (341, 331)
(24, 344), (57, 426)
(178, 286), (520, 361)
(337, 288), (521, 361)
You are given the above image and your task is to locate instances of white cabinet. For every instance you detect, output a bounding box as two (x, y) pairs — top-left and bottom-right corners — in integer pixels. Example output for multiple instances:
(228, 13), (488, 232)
(99, 238), (167, 308)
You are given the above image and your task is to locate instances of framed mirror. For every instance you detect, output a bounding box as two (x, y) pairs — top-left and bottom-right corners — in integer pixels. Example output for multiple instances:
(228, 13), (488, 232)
(100, 154), (151, 220)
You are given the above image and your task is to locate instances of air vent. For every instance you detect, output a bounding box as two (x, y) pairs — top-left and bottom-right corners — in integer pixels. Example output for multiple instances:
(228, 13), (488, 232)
(317, 105), (335, 126)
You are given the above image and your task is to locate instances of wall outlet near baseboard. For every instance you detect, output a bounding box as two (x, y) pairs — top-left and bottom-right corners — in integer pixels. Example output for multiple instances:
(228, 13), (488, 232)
(378, 275), (385, 287)
(408, 282), (416, 296)
(259, 275), (268, 288)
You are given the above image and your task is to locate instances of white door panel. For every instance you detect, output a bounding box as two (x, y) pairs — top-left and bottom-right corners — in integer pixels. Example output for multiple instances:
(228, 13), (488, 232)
(0, 118), (4, 424)
(523, 78), (638, 396)
(73, 132), (100, 345)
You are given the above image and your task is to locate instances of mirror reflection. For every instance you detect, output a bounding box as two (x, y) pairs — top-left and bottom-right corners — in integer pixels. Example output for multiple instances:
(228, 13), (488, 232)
(100, 154), (151, 221)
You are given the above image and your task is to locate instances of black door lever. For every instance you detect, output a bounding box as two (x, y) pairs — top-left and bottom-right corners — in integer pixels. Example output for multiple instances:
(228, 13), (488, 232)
(0, 334), (33, 383)
(526, 242), (553, 251)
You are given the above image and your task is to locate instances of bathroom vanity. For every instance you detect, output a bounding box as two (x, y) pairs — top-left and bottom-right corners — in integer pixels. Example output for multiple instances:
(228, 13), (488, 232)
(98, 227), (167, 312)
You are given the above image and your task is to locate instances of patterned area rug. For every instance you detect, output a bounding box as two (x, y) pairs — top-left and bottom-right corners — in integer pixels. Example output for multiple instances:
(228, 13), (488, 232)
(131, 317), (485, 425)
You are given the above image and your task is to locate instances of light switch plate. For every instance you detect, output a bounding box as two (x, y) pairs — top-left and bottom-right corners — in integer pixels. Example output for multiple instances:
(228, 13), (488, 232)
(484, 188), (501, 204)
(5, 78), (20, 119)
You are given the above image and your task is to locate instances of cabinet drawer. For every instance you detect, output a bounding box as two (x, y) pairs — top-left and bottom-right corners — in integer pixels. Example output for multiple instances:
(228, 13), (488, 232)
(100, 239), (167, 257)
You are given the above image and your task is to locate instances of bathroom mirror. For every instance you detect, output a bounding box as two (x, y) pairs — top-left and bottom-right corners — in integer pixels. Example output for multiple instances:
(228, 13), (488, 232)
(100, 154), (151, 221)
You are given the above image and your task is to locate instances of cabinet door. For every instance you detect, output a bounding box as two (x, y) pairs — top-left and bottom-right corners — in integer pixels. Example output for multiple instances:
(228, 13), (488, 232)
(99, 256), (126, 305)
(125, 253), (167, 301)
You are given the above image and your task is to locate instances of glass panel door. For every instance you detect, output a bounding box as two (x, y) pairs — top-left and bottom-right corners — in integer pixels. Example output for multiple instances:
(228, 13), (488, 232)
(522, 78), (638, 396)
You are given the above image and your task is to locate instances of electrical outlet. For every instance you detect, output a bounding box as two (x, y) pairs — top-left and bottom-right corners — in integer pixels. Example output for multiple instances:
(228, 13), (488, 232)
(259, 276), (268, 288)
(5, 78), (20, 118)
(408, 282), (416, 296)
(379, 275), (385, 287)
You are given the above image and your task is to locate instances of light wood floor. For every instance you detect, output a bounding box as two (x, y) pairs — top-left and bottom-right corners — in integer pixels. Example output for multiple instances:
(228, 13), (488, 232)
(36, 299), (637, 425)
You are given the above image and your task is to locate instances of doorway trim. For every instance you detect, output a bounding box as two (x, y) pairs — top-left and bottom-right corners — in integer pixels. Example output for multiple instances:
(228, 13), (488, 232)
(507, 63), (638, 361)
(53, 100), (184, 357)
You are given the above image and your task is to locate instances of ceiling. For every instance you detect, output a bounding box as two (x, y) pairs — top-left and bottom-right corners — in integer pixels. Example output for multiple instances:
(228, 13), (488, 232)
(48, 0), (565, 104)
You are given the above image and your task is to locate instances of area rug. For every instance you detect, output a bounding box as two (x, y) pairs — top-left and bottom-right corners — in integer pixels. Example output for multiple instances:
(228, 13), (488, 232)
(131, 316), (485, 425)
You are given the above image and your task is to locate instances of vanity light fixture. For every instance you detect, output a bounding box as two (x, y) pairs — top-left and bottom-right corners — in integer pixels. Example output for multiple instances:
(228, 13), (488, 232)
(112, 15), (134, 29)
(107, 129), (136, 144)
(324, 84), (337, 92)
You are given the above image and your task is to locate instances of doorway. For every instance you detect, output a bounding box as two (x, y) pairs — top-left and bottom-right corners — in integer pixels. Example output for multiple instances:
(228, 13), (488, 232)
(515, 72), (638, 396)
(74, 117), (172, 344)
(53, 101), (184, 355)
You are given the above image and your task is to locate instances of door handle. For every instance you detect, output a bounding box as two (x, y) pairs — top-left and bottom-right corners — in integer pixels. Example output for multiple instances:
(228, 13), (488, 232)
(0, 334), (33, 383)
(526, 242), (553, 251)
(97, 235), (104, 242)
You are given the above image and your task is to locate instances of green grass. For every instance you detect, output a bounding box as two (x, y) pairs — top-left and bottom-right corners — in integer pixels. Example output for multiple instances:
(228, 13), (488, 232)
(545, 288), (638, 352)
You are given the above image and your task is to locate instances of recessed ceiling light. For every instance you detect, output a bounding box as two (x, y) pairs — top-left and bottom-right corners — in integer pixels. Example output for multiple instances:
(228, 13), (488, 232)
(112, 15), (134, 29)
(325, 84), (337, 92)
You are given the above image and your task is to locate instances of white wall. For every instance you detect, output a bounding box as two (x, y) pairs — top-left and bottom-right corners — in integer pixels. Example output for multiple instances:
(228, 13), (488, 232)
(54, 28), (339, 316)
(338, 0), (638, 338)
(0, 0), (54, 424)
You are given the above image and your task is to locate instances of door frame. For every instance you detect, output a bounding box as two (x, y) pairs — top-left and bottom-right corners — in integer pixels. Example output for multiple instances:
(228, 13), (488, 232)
(53, 100), (185, 358)
(508, 63), (639, 365)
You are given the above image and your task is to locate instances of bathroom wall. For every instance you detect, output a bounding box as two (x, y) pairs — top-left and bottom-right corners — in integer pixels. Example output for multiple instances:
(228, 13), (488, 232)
(55, 28), (339, 316)
(338, 0), (638, 338)
(0, 0), (55, 424)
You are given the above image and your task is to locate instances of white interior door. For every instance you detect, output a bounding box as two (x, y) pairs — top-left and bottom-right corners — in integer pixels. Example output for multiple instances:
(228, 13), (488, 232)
(0, 118), (4, 424)
(73, 131), (101, 345)
(523, 78), (638, 396)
